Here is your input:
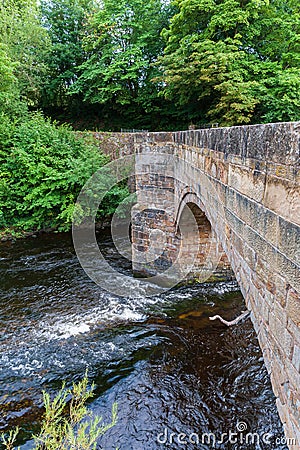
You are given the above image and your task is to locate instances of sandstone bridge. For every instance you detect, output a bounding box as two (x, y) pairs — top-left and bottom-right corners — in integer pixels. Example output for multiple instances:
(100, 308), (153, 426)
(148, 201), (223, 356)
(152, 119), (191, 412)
(95, 122), (300, 447)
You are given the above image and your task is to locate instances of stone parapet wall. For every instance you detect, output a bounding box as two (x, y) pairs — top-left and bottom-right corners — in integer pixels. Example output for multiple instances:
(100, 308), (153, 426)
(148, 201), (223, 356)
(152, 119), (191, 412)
(90, 131), (135, 158)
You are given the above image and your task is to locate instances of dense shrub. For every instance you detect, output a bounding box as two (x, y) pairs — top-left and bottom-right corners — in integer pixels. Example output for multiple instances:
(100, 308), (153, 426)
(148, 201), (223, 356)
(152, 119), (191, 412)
(0, 112), (129, 232)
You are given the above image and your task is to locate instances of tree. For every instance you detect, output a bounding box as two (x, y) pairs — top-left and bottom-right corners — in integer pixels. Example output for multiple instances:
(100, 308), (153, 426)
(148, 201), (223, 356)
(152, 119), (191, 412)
(40, 0), (95, 112)
(0, 44), (20, 115)
(157, 0), (300, 126)
(259, 68), (300, 123)
(251, 0), (300, 122)
(69, 0), (172, 129)
(0, 0), (50, 107)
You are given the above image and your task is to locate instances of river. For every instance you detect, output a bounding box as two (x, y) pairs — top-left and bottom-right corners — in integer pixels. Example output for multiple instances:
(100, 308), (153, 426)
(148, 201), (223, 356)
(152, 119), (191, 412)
(0, 231), (287, 449)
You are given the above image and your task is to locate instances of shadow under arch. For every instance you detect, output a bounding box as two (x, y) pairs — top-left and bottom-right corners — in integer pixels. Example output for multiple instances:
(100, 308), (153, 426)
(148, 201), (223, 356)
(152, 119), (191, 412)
(175, 193), (234, 283)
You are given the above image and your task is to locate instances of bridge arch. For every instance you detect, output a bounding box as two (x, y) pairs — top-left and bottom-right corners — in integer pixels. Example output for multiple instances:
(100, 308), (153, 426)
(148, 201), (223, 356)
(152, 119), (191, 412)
(174, 191), (207, 234)
(175, 193), (232, 282)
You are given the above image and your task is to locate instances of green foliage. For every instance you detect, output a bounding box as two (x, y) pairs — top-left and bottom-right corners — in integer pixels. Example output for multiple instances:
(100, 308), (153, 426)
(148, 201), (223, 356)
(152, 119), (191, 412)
(69, 0), (172, 128)
(260, 68), (300, 123)
(1, 0), (300, 130)
(157, 0), (300, 126)
(0, 427), (19, 450)
(40, 0), (95, 110)
(0, 43), (27, 119)
(1, 374), (118, 450)
(0, 0), (50, 107)
(0, 44), (20, 116)
(0, 112), (129, 232)
(157, 35), (260, 125)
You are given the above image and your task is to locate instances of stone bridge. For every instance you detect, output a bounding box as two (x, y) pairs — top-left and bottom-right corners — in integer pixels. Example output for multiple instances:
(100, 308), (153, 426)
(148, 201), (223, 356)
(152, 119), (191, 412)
(132, 123), (300, 448)
(95, 123), (300, 447)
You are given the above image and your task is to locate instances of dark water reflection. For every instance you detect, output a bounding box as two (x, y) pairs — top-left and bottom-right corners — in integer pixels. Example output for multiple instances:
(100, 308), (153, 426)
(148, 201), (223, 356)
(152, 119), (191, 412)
(0, 232), (287, 449)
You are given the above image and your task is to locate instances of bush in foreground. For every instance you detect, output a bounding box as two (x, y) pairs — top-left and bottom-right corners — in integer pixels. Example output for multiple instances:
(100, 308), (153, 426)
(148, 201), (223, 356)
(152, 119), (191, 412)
(1, 374), (118, 450)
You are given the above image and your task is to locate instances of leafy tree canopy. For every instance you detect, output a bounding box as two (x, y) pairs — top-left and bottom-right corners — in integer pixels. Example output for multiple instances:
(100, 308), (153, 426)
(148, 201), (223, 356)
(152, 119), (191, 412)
(0, 0), (50, 107)
(157, 0), (300, 125)
(40, 0), (95, 110)
(69, 0), (172, 127)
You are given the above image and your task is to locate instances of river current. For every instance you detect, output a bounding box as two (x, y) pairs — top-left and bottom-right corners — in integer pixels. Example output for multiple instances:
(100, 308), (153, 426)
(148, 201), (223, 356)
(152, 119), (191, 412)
(0, 231), (287, 449)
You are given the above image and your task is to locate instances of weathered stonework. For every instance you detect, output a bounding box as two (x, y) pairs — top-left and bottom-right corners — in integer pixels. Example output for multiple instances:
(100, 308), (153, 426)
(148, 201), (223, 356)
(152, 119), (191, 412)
(130, 122), (300, 448)
(91, 131), (135, 158)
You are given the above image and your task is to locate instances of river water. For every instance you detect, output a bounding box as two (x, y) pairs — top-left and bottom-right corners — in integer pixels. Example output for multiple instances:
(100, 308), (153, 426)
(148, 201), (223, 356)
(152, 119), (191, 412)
(0, 232), (287, 449)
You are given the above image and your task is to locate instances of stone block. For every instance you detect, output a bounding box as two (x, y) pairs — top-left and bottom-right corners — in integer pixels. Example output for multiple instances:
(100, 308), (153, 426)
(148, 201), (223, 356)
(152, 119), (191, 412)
(269, 311), (294, 360)
(277, 217), (300, 266)
(225, 209), (246, 238)
(269, 250), (300, 293)
(244, 226), (280, 268)
(292, 344), (300, 372)
(286, 287), (300, 326)
(263, 175), (300, 226)
(285, 359), (300, 393)
(287, 318), (300, 349)
(276, 398), (288, 424)
(228, 163), (265, 202)
(260, 297), (270, 324)
(274, 273), (289, 308)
